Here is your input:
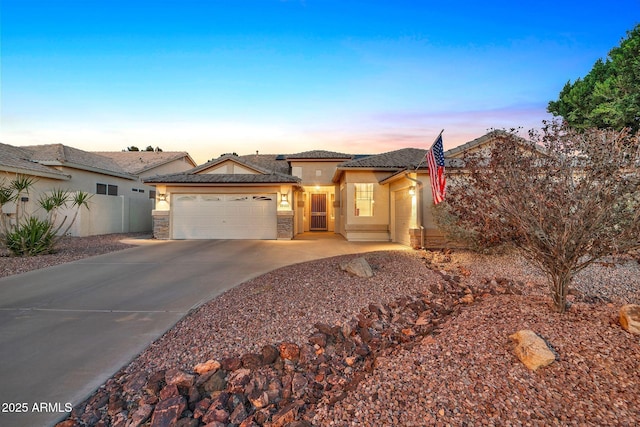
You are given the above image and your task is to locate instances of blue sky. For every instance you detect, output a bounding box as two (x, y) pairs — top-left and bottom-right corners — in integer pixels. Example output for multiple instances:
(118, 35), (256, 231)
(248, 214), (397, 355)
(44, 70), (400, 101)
(2, 1), (639, 164)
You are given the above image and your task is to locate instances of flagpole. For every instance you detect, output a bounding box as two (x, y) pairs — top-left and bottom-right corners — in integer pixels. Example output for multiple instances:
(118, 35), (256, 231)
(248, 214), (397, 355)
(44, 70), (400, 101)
(429, 128), (445, 150)
(415, 129), (444, 171)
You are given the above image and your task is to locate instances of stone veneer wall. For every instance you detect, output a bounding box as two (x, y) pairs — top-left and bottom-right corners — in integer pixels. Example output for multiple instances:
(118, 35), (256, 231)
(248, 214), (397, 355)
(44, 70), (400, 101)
(277, 212), (294, 240)
(409, 228), (422, 249)
(152, 210), (170, 240)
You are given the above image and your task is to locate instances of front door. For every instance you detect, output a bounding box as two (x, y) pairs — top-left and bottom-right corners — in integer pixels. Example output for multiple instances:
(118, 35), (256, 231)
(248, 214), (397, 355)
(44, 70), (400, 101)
(310, 193), (328, 230)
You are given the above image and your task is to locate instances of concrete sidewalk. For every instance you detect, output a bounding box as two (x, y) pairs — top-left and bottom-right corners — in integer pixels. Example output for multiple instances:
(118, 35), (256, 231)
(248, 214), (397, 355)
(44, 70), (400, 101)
(0, 236), (405, 426)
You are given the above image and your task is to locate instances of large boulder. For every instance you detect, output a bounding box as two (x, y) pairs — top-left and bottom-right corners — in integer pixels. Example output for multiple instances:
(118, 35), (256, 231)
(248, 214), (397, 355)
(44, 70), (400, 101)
(509, 330), (556, 371)
(619, 304), (640, 334)
(340, 257), (374, 278)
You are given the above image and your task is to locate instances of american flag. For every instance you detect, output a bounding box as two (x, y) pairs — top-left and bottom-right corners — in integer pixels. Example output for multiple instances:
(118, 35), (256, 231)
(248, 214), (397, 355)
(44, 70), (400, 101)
(426, 134), (446, 204)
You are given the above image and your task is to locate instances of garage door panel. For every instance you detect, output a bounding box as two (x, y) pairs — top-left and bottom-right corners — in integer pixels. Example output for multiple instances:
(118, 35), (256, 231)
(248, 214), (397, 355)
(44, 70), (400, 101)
(172, 193), (277, 239)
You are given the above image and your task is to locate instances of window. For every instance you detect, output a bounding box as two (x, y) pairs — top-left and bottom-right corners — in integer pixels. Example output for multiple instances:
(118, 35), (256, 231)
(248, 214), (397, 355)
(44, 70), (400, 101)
(149, 190), (156, 200)
(354, 183), (374, 216)
(96, 183), (118, 196)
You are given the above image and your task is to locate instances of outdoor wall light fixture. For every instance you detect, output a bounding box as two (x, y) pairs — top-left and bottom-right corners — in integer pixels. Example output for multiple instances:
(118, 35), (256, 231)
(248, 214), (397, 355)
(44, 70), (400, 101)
(158, 193), (167, 202)
(280, 193), (289, 208)
(408, 186), (416, 196)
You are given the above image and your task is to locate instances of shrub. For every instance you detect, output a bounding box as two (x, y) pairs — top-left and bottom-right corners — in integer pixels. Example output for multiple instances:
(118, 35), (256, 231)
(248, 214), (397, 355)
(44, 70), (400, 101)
(5, 217), (56, 256)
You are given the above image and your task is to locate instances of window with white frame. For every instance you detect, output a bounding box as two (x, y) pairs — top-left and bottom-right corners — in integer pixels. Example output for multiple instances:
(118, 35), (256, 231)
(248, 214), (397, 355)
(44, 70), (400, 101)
(354, 183), (374, 216)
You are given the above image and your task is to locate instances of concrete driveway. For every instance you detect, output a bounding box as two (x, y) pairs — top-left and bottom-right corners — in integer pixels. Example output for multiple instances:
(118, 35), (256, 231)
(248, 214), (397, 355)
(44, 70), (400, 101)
(0, 235), (405, 426)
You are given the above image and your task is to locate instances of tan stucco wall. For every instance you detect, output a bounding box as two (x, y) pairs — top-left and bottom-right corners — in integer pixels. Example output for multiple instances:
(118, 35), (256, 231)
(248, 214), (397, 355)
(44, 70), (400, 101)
(338, 170), (391, 241)
(294, 185), (338, 233)
(201, 160), (259, 175)
(290, 161), (343, 186)
(0, 172), (67, 223)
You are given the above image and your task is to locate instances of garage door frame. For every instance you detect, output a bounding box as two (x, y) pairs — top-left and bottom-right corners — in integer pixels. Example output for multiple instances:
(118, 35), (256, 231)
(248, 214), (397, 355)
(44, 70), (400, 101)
(171, 193), (278, 240)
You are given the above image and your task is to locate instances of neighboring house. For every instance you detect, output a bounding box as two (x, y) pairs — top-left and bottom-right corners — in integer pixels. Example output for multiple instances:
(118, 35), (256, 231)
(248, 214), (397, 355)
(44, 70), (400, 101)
(94, 151), (197, 180)
(144, 131), (507, 246)
(0, 143), (195, 237)
(94, 151), (197, 204)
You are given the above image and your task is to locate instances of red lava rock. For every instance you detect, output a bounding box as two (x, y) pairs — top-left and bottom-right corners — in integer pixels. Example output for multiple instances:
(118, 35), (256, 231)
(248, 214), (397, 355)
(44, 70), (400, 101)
(241, 352), (264, 369)
(278, 342), (301, 361)
(165, 368), (195, 388)
(194, 359), (221, 375)
(59, 251), (640, 427)
(309, 332), (327, 347)
(202, 406), (230, 424)
(221, 357), (242, 371)
(159, 384), (179, 400)
(149, 395), (186, 427)
(129, 404), (154, 426)
(261, 344), (280, 364)
(270, 402), (301, 427)
(193, 398), (211, 419)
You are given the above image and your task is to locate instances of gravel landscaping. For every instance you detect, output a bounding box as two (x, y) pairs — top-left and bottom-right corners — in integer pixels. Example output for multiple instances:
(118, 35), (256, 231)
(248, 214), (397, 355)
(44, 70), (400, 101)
(4, 235), (638, 426)
(0, 234), (640, 427)
(0, 233), (148, 278)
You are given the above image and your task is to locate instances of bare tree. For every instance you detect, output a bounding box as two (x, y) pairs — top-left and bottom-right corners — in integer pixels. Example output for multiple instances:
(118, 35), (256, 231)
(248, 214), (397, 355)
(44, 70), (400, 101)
(438, 122), (640, 312)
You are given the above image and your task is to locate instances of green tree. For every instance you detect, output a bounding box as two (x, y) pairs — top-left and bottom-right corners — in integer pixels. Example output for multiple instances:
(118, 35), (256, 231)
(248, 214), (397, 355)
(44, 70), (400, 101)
(436, 123), (640, 313)
(127, 146), (140, 151)
(548, 24), (640, 132)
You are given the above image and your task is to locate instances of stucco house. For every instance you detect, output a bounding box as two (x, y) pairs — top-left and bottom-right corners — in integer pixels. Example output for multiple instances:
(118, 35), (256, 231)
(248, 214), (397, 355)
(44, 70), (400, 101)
(0, 143), (195, 236)
(144, 131), (506, 246)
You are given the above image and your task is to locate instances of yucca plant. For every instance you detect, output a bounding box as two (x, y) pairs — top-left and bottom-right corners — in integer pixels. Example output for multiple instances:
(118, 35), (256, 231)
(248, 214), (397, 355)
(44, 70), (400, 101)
(0, 175), (92, 256)
(5, 217), (55, 256)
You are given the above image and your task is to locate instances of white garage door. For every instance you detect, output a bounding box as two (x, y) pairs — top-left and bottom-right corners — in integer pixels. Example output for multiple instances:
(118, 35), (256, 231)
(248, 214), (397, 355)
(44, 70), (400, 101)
(394, 190), (413, 246)
(172, 194), (277, 239)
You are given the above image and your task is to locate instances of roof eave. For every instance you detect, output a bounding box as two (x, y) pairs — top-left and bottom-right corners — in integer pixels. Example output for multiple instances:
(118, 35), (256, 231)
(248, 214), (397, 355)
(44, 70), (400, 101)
(0, 166), (71, 181)
(144, 181), (298, 187)
(38, 161), (137, 180)
(332, 166), (403, 183)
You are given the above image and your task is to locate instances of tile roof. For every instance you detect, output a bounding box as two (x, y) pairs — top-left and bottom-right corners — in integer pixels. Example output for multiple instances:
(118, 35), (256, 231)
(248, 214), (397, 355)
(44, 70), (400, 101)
(93, 151), (195, 174)
(444, 130), (510, 158)
(0, 143), (70, 179)
(286, 150), (353, 160)
(191, 153), (293, 175)
(144, 172), (300, 184)
(237, 154), (291, 175)
(23, 144), (133, 178)
(338, 148), (427, 169)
